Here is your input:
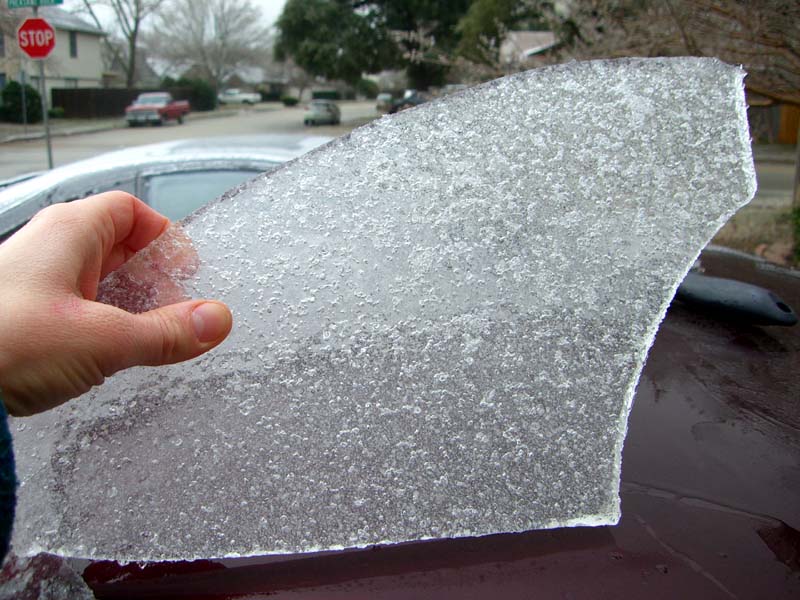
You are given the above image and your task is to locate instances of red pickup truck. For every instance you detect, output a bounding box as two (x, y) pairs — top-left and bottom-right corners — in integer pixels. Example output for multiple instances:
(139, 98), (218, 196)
(125, 92), (190, 126)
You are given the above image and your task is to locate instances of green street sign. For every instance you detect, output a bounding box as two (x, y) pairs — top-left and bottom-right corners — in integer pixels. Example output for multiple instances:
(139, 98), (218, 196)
(8, 0), (64, 8)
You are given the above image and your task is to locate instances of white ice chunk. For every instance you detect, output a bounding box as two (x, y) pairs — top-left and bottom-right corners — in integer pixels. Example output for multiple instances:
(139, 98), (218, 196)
(10, 58), (755, 561)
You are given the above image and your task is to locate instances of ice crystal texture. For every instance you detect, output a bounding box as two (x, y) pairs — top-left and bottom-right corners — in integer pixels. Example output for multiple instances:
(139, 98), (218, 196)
(11, 58), (755, 561)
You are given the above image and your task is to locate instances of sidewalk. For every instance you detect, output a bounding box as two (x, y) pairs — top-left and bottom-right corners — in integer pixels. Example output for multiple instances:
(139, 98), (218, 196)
(751, 143), (796, 164)
(0, 104), (281, 144)
(0, 116), (123, 143)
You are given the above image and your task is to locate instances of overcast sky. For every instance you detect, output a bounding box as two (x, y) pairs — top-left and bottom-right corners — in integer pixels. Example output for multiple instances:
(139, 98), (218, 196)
(63, 0), (288, 32)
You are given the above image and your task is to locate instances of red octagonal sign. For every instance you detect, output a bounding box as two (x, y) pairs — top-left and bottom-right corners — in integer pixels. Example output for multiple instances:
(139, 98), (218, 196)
(17, 17), (56, 60)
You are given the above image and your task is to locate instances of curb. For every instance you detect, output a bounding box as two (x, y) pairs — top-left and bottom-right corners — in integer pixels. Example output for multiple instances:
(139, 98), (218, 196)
(751, 145), (797, 165)
(0, 108), (247, 145)
(1, 123), (122, 144)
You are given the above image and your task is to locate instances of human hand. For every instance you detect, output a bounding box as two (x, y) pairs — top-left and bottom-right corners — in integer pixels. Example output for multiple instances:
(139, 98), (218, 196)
(0, 192), (232, 417)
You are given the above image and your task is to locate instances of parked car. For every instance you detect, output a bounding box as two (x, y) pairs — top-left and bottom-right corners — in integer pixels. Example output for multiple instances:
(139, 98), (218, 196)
(0, 135), (332, 241)
(388, 91), (430, 114)
(1, 136), (797, 600)
(376, 92), (393, 112)
(217, 88), (261, 105)
(304, 99), (341, 125)
(441, 83), (468, 95)
(0, 171), (42, 191)
(125, 92), (190, 127)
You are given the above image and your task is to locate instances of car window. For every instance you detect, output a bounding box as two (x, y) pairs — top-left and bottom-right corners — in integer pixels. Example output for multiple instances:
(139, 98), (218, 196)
(142, 169), (261, 221)
(135, 94), (169, 106)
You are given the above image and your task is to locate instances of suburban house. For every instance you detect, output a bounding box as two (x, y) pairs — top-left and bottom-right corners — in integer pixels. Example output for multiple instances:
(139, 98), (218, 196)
(499, 31), (558, 70)
(0, 6), (104, 106)
(103, 43), (160, 88)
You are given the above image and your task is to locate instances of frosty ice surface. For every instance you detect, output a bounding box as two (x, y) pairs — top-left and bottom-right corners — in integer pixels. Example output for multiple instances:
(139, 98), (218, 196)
(11, 58), (755, 561)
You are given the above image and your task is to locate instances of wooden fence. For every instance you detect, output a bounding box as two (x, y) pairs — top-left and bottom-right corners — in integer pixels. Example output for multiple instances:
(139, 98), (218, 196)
(50, 88), (194, 119)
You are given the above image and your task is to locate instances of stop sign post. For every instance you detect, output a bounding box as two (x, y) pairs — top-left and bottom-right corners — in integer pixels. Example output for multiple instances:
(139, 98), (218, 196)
(15, 13), (54, 169)
(17, 18), (56, 59)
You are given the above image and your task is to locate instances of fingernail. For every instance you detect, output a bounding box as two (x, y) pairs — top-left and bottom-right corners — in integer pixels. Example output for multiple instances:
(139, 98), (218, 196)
(192, 303), (231, 343)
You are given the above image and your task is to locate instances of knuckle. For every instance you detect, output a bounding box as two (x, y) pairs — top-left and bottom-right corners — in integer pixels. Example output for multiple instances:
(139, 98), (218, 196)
(31, 202), (69, 225)
(32, 203), (89, 238)
(102, 190), (138, 205)
(152, 311), (185, 364)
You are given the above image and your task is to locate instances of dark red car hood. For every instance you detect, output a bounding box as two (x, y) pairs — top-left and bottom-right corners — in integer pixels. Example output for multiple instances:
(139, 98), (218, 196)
(71, 246), (798, 599)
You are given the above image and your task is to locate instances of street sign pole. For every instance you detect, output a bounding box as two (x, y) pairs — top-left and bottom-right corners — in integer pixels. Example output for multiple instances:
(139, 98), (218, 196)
(32, 6), (53, 169)
(20, 69), (28, 134)
(12, 1), (58, 169)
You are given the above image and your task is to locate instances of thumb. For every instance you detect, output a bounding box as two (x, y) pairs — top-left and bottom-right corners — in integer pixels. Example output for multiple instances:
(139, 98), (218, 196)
(120, 300), (233, 368)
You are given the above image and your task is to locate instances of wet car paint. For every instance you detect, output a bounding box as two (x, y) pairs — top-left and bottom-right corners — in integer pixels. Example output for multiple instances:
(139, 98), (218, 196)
(74, 246), (799, 599)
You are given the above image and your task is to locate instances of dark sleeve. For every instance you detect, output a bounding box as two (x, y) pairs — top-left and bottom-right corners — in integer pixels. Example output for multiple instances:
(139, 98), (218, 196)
(0, 398), (16, 564)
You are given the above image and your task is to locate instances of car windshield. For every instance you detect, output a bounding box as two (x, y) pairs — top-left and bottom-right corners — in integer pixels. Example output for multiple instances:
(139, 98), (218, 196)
(135, 94), (169, 106)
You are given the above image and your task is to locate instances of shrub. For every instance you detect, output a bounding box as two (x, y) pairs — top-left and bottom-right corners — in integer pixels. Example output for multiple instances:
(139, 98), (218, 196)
(260, 90), (282, 102)
(1, 81), (42, 123)
(355, 78), (379, 99)
(48, 106), (65, 119)
(281, 96), (299, 107)
(312, 90), (340, 100)
(171, 78), (215, 111)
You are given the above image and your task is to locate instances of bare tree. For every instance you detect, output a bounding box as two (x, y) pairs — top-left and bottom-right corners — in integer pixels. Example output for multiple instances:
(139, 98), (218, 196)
(149, 0), (268, 92)
(79, 0), (167, 88)
(279, 57), (315, 101)
(0, 4), (14, 33)
(0, 4), (22, 46)
(533, 0), (800, 103)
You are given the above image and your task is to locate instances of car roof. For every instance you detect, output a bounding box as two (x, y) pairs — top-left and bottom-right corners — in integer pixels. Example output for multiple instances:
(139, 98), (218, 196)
(0, 135), (332, 237)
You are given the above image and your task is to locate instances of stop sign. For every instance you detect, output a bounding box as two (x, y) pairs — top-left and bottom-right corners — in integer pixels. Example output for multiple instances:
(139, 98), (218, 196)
(17, 18), (56, 60)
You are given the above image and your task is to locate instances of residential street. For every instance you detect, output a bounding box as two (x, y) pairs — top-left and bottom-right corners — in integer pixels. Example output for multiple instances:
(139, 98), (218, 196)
(0, 101), (379, 180)
(0, 101), (795, 211)
(753, 160), (797, 208)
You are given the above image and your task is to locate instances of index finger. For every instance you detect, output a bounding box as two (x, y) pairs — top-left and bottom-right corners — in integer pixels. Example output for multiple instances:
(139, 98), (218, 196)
(78, 190), (170, 254)
(71, 191), (171, 280)
(2, 192), (171, 300)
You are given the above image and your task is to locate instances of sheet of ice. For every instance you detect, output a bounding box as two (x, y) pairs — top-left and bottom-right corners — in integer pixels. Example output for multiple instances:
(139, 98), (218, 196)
(10, 58), (755, 561)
